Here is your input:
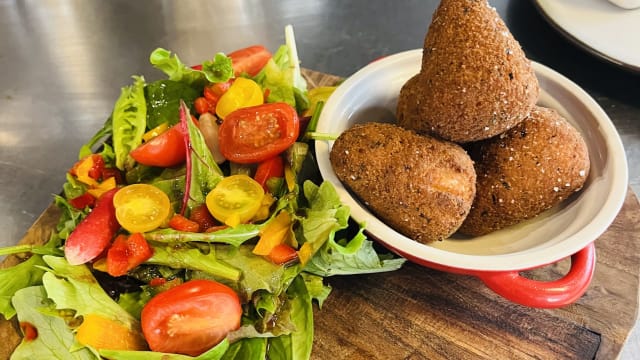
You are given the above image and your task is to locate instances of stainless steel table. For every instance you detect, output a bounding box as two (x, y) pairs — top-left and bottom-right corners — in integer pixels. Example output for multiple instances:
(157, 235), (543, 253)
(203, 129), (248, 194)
(1, 0), (639, 358)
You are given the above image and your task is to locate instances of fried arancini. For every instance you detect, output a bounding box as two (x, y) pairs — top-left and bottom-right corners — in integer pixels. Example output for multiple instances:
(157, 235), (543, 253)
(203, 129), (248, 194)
(330, 122), (476, 243)
(396, 0), (539, 143)
(458, 106), (590, 236)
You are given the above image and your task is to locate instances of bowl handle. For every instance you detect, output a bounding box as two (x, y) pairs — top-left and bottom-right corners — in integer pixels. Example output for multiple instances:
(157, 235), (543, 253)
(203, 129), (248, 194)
(475, 242), (596, 308)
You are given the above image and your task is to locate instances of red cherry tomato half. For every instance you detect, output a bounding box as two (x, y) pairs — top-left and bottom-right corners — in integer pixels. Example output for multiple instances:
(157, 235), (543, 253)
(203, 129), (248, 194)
(227, 45), (272, 77)
(130, 125), (186, 167)
(218, 102), (300, 164)
(141, 279), (242, 356)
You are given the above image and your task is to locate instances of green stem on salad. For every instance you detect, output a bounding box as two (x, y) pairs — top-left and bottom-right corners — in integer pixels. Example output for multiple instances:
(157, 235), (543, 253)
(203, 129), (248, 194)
(0, 244), (63, 257)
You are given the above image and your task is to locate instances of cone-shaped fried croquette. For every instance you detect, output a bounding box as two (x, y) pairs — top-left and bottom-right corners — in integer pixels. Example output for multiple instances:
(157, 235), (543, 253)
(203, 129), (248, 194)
(397, 0), (539, 143)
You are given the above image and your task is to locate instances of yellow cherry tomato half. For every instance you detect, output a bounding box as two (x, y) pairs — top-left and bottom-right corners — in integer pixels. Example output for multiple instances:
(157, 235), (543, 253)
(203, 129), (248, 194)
(215, 78), (264, 119)
(113, 184), (172, 233)
(206, 175), (265, 227)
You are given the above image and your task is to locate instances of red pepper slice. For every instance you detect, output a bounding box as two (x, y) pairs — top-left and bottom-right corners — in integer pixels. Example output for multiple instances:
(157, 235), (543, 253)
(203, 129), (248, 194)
(106, 233), (153, 277)
(268, 244), (299, 265)
(168, 214), (201, 233)
(254, 156), (284, 191)
(69, 193), (96, 210)
(189, 204), (218, 232)
(218, 103), (299, 164)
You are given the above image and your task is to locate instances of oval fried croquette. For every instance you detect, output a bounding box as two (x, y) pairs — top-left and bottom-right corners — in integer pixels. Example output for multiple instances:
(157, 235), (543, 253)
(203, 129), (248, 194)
(458, 106), (590, 236)
(330, 122), (476, 243)
(396, 0), (539, 143)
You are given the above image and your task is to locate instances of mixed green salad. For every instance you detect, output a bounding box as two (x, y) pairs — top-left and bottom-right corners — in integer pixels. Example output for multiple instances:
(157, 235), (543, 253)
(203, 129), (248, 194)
(0, 25), (404, 359)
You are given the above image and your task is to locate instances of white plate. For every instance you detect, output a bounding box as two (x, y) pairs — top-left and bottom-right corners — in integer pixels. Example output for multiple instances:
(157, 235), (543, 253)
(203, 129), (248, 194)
(534, 0), (640, 72)
(315, 49), (628, 272)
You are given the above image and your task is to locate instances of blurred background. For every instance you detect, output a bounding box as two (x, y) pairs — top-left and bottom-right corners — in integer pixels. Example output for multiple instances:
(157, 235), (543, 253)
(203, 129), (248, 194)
(1, 0), (639, 355)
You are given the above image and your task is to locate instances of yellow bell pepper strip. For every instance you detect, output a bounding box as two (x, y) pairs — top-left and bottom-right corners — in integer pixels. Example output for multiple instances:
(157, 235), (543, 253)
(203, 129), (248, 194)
(215, 77), (264, 119)
(253, 211), (292, 256)
(303, 86), (336, 117)
(86, 176), (117, 199)
(141, 122), (169, 142)
(75, 313), (147, 351)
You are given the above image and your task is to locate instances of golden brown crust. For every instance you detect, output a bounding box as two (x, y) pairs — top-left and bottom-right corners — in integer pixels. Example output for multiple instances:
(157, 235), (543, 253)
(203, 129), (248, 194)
(458, 106), (590, 236)
(396, 0), (539, 143)
(330, 122), (476, 243)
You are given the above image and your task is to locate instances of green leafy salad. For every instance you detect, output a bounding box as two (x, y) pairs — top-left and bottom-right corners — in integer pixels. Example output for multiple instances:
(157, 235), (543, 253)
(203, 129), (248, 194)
(0, 25), (405, 359)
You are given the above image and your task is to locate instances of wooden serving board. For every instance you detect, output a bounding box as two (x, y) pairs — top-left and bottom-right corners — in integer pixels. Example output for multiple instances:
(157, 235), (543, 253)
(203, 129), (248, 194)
(2, 69), (639, 359)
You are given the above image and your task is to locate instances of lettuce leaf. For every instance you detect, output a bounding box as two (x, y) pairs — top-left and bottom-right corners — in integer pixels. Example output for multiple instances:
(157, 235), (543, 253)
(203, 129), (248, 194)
(112, 75), (147, 171)
(149, 48), (233, 88)
(254, 25), (309, 114)
(10, 286), (96, 359)
(266, 275), (314, 360)
(146, 244), (241, 281)
(300, 181), (406, 276)
(40, 256), (143, 340)
(0, 255), (47, 319)
(99, 339), (230, 360)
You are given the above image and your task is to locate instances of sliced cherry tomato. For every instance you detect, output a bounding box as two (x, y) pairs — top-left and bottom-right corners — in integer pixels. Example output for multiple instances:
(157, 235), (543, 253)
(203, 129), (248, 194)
(205, 175), (264, 227)
(106, 233), (154, 277)
(168, 214), (200, 232)
(69, 193), (96, 210)
(189, 203), (218, 231)
(218, 102), (300, 164)
(215, 77), (264, 120)
(140, 279), (242, 356)
(254, 156), (284, 192)
(113, 184), (171, 233)
(130, 125), (186, 167)
(268, 244), (299, 265)
(228, 45), (272, 77)
(65, 188), (120, 265)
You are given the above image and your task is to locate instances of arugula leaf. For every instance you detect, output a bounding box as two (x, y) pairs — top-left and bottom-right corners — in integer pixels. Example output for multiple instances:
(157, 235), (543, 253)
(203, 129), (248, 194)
(146, 244), (241, 281)
(144, 223), (260, 247)
(112, 75), (147, 171)
(11, 286), (96, 359)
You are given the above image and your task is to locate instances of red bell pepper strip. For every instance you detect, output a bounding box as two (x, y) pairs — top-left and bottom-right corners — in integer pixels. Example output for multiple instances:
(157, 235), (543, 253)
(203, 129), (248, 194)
(268, 244), (299, 265)
(168, 214), (201, 233)
(64, 188), (120, 265)
(254, 156), (284, 192)
(106, 233), (154, 277)
(68, 193), (96, 210)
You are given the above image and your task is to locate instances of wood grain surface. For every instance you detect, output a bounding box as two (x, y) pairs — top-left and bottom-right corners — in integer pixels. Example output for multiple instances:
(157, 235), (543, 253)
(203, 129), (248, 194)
(1, 69), (638, 360)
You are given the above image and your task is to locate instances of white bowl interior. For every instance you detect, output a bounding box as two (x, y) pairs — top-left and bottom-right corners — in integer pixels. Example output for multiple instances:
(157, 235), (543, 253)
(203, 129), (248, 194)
(315, 49), (628, 271)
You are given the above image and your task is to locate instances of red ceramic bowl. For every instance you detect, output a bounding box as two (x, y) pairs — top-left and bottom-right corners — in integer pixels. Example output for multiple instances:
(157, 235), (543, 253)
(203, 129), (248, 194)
(315, 49), (628, 308)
